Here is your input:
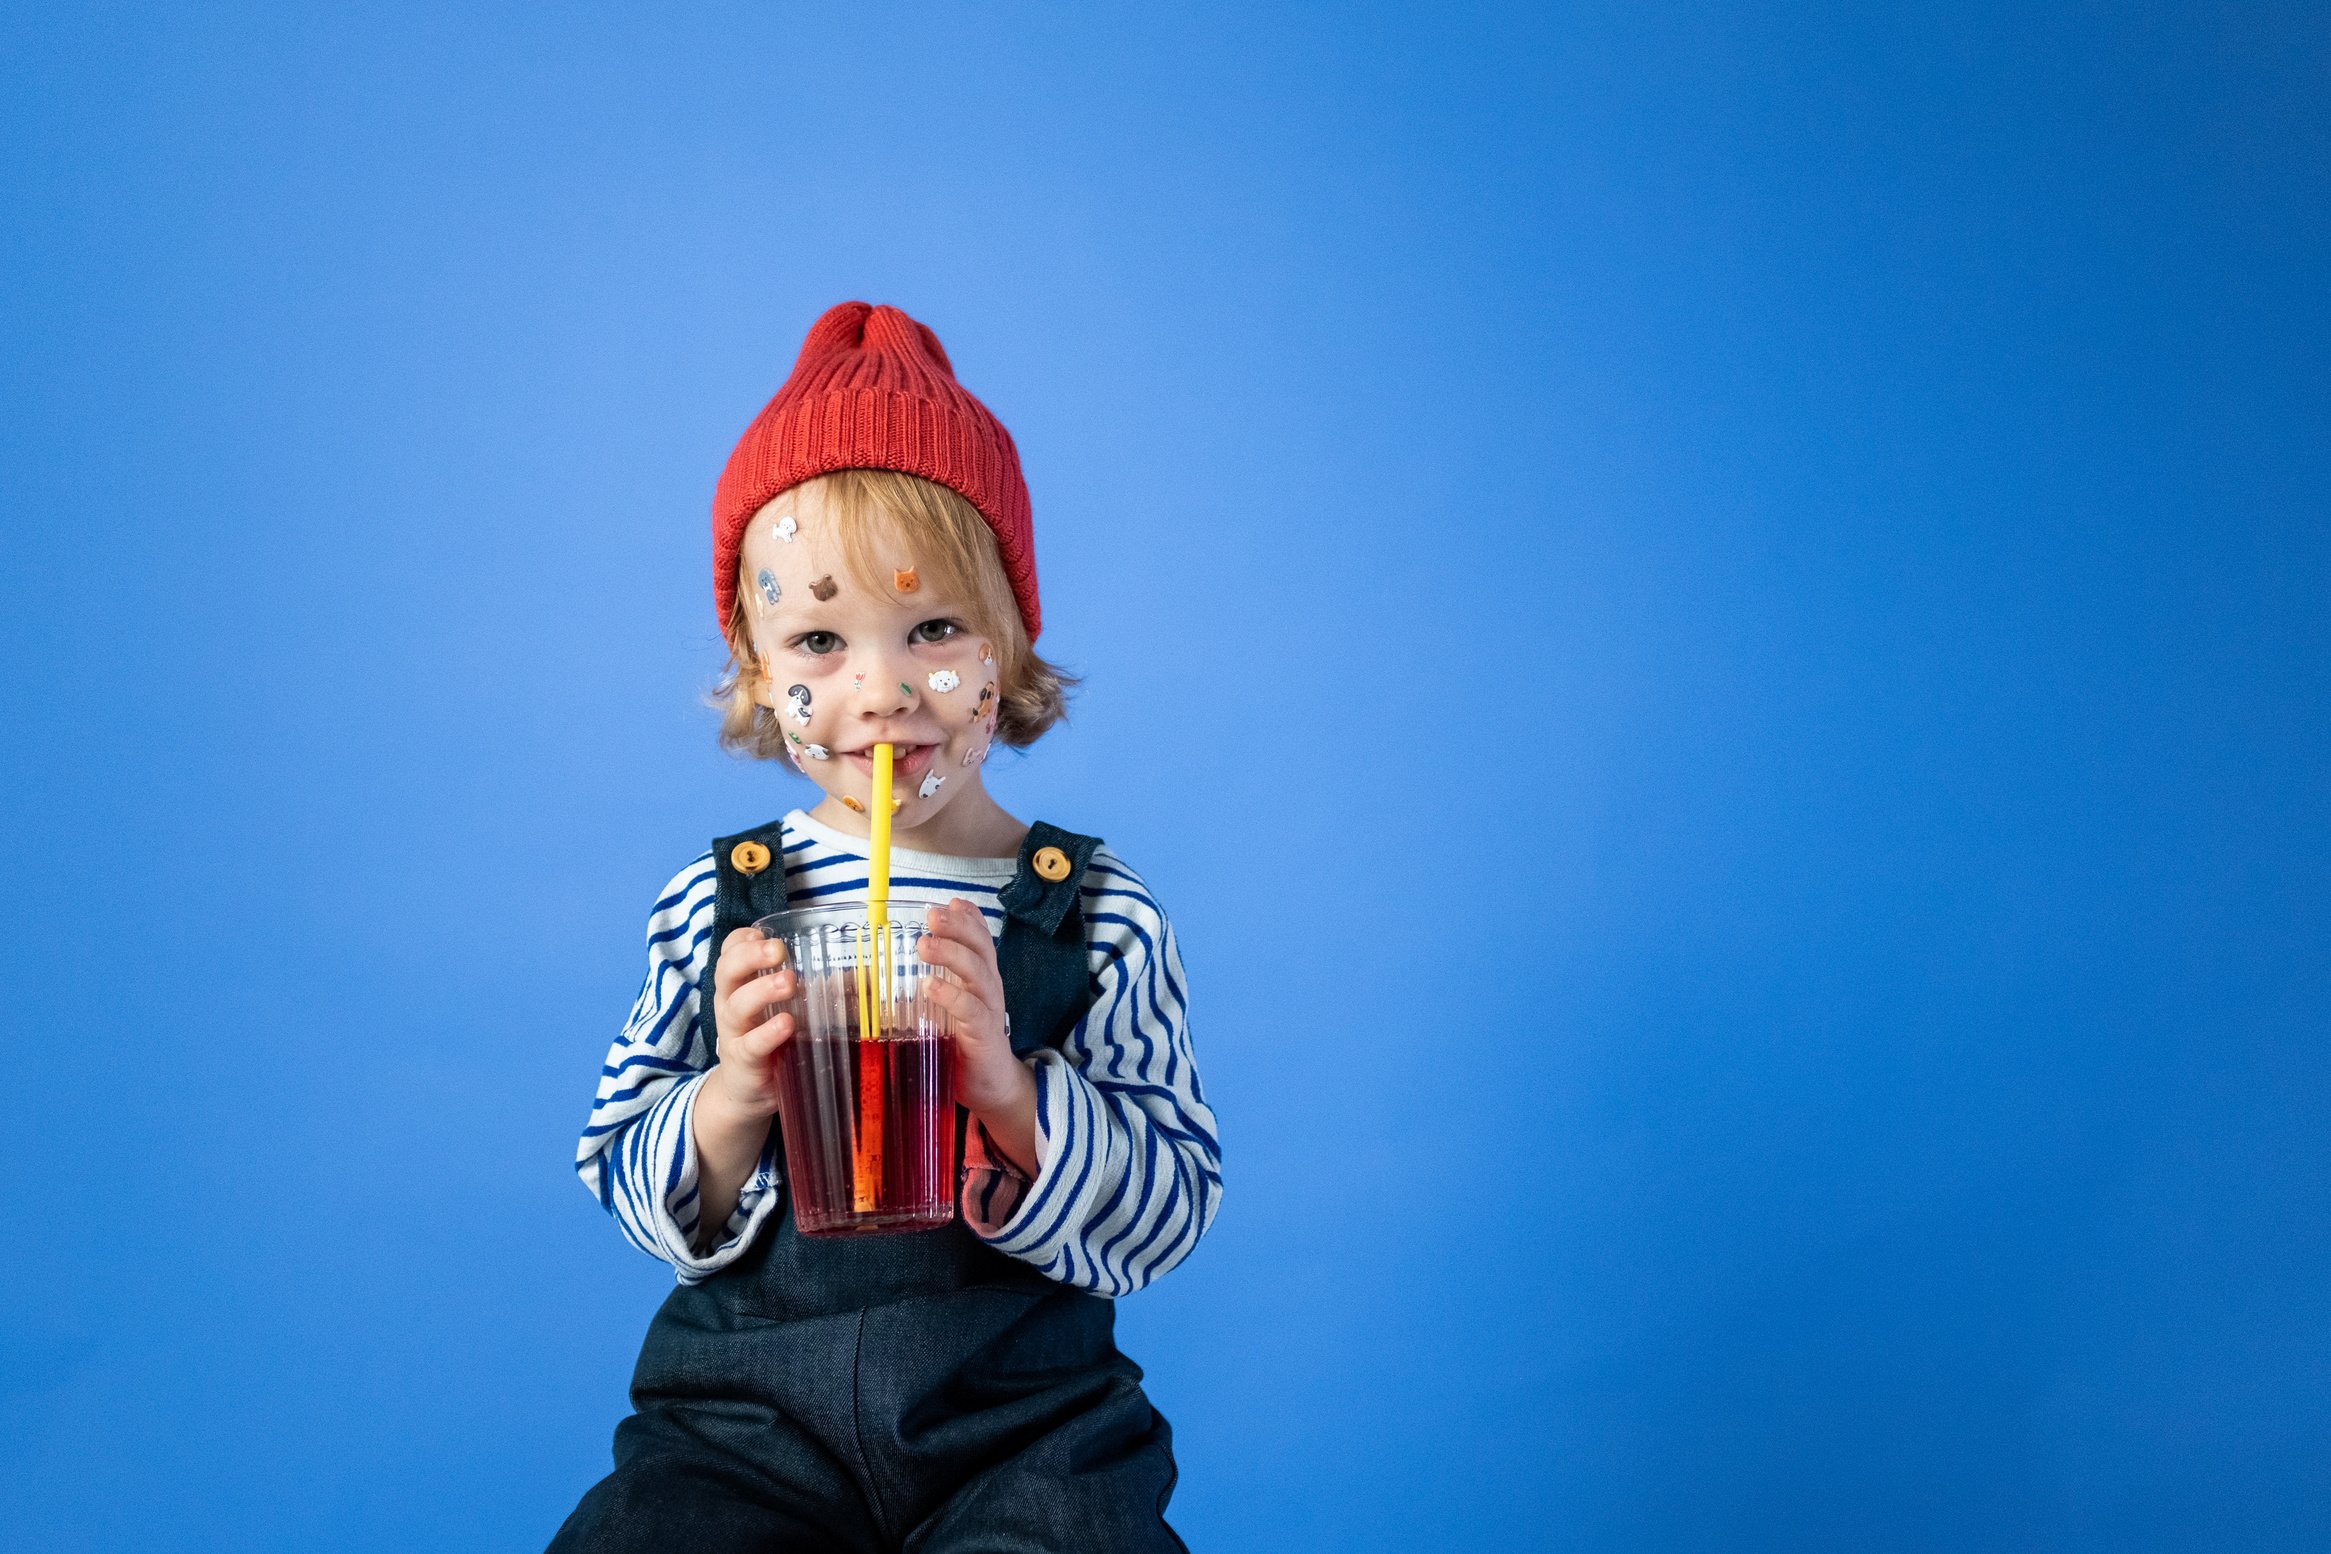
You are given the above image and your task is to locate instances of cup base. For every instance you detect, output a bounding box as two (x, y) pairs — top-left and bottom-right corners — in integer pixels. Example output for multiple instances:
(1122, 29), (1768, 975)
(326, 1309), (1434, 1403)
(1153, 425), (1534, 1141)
(795, 1206), (957, 1239)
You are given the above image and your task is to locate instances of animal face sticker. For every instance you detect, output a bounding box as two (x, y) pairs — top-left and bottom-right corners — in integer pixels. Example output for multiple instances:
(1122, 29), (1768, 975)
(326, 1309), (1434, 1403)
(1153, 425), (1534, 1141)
(893, 567), (919, 593)
(786, 684), (812, 726)
(979, 645), (995, 669)
(803, 743), (829, 760)
(918, 770), (945, 799)
(928, 668), (961, 694)
(756, 568), (780, 606)
(810, 575), (838, 602)
(963, 681), (1000, 766)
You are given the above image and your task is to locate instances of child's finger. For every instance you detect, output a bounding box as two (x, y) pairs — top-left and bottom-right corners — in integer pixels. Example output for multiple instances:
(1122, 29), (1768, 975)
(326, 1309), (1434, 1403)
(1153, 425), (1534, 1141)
(916, 931), (1001, 995)
(918, 905), (1000, 969)
(723, 963), (794, 1008)
(714, 929), (786, 993)
(921, 899), (994, 951)
(928, 975), (996, 1033)
(721, 969), (793, 1032)
(734, 1008), (795, 1061)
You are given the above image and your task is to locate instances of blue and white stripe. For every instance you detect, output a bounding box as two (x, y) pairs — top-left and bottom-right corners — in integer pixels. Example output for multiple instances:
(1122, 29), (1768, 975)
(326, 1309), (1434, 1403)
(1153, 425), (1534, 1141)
(575, 809), (1222, 1294)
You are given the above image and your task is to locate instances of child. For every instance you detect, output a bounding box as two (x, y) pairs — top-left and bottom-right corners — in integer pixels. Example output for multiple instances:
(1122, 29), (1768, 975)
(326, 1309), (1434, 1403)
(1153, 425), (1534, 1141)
(552, 302), (1222, 1553)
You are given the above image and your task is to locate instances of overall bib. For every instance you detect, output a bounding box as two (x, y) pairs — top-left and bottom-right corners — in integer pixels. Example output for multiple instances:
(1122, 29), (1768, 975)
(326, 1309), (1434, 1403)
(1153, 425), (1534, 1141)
(552, 821), (1186, 1554)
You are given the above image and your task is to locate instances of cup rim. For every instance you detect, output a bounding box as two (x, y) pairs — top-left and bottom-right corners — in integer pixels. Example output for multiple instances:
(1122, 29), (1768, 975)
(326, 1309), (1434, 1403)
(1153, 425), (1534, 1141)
(752, 901), (941, 936)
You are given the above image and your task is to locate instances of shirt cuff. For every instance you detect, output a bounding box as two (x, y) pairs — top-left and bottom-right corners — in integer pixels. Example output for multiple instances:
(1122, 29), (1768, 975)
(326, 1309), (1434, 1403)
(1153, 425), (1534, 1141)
(657, 1074), (785, 1283)
(959, 1116), (1033, 1237)
(966, 1050), (1107, 1274)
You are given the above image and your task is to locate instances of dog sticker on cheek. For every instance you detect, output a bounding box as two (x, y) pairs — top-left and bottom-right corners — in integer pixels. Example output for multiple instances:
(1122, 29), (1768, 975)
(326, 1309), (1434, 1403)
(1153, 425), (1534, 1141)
(787, 685), (812, 726)
(961, 684), (997, 765)
(918, 770), (944, 799)
(810, 575), (838, 602)
(927, 669), (960, 694)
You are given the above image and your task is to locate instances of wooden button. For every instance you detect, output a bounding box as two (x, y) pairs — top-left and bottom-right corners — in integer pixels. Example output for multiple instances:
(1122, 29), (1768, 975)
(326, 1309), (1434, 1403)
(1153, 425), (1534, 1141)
(1031, 845), (1072, 882)
(730, 840), (772, 875)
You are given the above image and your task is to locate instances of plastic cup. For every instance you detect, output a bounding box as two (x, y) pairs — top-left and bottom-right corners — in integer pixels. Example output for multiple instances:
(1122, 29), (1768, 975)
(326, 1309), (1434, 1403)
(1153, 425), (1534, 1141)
(751, 904), (958, 1237)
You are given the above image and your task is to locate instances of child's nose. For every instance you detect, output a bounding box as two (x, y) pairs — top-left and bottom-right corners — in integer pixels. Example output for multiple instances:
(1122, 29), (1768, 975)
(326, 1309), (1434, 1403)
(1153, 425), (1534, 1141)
(851, 652), (918, 712)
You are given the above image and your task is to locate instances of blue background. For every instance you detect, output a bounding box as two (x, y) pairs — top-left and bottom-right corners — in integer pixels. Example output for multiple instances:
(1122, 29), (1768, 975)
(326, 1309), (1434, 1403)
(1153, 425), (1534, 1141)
(4, 4), (2326, 1549)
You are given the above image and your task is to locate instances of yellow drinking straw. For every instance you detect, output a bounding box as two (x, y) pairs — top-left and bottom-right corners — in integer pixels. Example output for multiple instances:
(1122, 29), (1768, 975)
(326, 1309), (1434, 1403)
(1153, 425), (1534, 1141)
(852, 743), (895, 1212)
(867, 742), (893, 936)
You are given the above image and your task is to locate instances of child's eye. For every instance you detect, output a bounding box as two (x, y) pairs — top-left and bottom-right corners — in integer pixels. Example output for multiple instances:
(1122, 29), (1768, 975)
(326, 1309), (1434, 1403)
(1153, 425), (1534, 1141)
(909, 619), (963, 645)
(795, 631), (844, 655)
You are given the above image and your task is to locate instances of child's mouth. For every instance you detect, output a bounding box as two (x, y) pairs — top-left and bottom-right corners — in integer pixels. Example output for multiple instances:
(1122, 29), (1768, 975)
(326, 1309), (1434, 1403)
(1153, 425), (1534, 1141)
(846, 743), (937, 781)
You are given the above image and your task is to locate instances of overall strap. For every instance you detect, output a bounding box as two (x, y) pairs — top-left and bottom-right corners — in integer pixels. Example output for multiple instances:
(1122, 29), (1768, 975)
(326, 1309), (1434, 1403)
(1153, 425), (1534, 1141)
(697, 817), (795, 1041)
(996, 821), (1104, 1055)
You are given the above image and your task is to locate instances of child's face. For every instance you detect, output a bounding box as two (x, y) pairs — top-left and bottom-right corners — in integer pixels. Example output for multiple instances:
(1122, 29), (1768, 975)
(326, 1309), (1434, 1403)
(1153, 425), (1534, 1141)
(738, 486), (1002, 828)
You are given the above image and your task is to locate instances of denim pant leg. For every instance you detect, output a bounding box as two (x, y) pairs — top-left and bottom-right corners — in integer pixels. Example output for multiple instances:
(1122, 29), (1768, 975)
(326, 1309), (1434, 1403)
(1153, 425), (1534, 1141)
(901, 1370), (1186, 1554)
(548, 1399), (885, 1554)
(855, 1289), (1187, 1553)
(554, 1297), (889, 1554)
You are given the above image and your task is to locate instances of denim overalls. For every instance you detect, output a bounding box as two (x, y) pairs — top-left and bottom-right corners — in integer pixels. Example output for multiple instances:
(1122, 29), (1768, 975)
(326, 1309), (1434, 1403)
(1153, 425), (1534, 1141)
(551, 821), (1187, 1553)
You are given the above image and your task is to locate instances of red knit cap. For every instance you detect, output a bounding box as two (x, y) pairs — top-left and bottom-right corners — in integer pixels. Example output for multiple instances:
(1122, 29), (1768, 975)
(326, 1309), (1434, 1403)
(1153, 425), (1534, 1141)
(712, 302), (1040, 640)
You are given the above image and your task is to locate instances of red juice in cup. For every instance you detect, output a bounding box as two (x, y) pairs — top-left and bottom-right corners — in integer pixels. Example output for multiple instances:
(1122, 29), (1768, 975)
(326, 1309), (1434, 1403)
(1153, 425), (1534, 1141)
(754, 906), (958, 1237)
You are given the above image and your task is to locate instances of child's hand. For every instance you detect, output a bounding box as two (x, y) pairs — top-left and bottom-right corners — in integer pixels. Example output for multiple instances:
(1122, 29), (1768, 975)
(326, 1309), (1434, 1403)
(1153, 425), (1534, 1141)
(918, 899), (1036, 1133)
(702, 927), (797, 1119)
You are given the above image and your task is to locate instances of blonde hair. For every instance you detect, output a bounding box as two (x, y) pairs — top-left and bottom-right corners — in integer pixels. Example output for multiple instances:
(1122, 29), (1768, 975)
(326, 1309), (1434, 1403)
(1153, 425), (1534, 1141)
(711, 469), (1074, 761)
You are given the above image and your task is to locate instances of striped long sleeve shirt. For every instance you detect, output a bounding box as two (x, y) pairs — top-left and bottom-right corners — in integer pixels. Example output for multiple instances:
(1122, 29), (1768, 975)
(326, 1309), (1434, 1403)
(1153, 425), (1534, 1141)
(576, 809), (1222, 1295)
